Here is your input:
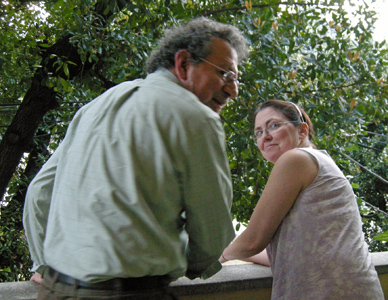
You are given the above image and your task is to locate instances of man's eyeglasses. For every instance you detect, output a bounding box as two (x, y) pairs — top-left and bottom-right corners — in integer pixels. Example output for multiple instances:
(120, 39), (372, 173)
(199, 58), (239, 85)
(253, 121), (299, 140)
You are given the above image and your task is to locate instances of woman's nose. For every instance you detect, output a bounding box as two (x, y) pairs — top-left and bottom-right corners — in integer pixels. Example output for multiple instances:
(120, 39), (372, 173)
(262, 130), (272, 141)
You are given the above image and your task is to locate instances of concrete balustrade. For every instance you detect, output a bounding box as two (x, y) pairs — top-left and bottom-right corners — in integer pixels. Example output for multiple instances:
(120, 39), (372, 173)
(1, 252), (388, 300)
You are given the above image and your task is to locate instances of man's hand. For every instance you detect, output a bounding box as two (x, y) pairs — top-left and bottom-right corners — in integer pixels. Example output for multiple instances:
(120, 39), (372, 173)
(31, 272), (44, 284)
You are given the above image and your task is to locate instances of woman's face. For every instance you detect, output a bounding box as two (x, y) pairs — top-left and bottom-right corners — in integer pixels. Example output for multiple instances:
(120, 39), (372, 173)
(254, 107), (303, 164)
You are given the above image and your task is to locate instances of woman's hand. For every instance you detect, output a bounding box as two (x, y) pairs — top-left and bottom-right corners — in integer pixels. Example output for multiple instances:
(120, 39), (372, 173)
(30, 272), (44, 284)
(219, 254), (228, 264)
(242, 249), (270, 267)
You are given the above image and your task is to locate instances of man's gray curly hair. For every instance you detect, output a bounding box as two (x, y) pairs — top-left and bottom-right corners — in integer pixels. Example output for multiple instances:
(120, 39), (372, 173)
(145, 17), (249, 73)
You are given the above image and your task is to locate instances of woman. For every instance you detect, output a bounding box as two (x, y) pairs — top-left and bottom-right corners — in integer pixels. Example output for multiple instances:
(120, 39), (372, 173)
(220, 99), (384, 299)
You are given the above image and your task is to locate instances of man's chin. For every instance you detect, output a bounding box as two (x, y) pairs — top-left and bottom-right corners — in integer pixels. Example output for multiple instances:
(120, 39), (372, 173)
(207, 101), (223, 114)
(210, 106), (222, 114)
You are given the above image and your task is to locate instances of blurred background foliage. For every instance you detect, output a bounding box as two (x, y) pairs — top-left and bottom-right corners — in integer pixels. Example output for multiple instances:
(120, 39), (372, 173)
(0, 0), (387, 281)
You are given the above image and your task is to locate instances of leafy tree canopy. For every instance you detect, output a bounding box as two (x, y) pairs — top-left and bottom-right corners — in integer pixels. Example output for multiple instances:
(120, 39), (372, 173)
(1, 0), (388, 281)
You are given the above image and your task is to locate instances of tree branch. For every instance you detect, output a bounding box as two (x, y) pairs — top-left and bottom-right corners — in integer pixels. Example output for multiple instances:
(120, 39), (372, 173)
(0, 0), (131, 199)
(340, 152), (388, 186)
(202, 2), (336, 16)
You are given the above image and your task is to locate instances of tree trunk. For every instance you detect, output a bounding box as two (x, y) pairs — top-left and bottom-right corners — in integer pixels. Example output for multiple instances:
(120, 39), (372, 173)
(0, 1), (128, 199)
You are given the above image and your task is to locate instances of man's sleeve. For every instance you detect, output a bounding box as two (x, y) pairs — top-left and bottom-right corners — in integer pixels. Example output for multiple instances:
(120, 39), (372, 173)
(181, 115), (235, 279)
(23, 146), (61, 272)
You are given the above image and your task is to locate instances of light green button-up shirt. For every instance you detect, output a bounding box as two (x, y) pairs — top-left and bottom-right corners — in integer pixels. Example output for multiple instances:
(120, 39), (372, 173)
(23, 68), (235, 282)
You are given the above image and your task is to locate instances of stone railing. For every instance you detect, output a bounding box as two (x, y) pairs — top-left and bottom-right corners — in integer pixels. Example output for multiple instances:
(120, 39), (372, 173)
(1, 252), (388, 300)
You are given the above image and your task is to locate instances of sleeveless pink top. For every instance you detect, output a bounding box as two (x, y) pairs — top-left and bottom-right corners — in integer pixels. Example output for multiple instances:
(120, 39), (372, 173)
(266, 148), (384, 299)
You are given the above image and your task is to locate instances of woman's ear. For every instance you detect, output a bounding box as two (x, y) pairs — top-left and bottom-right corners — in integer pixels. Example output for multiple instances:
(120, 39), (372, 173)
(299, 122), (309, 139)
(173, 50), (191, 82)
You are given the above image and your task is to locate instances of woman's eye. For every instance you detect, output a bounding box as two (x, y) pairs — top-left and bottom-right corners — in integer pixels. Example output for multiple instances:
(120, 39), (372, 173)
(256, 131), (263, 137)
(269, 123), (279, 130)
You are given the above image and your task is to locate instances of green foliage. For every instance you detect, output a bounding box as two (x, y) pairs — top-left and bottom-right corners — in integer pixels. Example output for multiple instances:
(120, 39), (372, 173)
(220, 1), (388, 247)
(1, 0), (388, 281)
(0, 171), (32, 282)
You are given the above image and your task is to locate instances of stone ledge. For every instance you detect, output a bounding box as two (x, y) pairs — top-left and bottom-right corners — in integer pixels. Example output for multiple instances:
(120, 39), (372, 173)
(1, 252), (387, 300)
(169, 263), (272, 296)
(373, 251), (388, 274)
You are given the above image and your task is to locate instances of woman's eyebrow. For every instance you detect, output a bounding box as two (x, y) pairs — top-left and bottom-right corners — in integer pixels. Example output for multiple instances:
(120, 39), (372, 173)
(254, 118), (279, 131)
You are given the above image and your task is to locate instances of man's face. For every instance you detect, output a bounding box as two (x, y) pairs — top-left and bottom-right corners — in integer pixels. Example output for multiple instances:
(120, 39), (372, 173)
(185, 38), (239, 114)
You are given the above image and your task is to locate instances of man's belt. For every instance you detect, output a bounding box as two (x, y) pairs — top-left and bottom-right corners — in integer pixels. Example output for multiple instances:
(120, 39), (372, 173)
(47, 267), (171, 291)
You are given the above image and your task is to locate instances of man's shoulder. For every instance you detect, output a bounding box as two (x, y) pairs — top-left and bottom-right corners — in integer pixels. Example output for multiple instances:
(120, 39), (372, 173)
(138, 71), (220, 121)
(112, 78), (145, 92)
(141, 69), (185, 95)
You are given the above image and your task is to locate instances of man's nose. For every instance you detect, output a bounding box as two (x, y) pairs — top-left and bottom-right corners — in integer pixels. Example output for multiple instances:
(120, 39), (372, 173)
(223, 80), (239, 99)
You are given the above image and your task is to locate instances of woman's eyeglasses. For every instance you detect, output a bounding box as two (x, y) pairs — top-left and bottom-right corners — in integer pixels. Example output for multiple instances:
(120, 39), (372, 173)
(253, 121), (300, 140)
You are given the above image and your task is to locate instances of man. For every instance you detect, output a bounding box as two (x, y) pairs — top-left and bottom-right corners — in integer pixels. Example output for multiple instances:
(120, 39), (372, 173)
(23, 17), (249, 299)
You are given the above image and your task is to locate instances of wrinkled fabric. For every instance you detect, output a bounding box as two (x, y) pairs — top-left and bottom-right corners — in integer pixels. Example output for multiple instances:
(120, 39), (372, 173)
(267, 148), (384, 300)
(37, 269), (177, 300)
(23, 68), (234, 283)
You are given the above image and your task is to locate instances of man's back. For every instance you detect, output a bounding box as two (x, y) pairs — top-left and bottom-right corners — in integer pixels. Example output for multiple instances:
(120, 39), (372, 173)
(23, 17), (249, 299)
(25, 69), (234, 283)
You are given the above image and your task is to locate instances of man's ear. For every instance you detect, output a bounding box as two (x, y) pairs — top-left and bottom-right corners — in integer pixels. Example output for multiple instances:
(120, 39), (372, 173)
(173, 50), (191, 81)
